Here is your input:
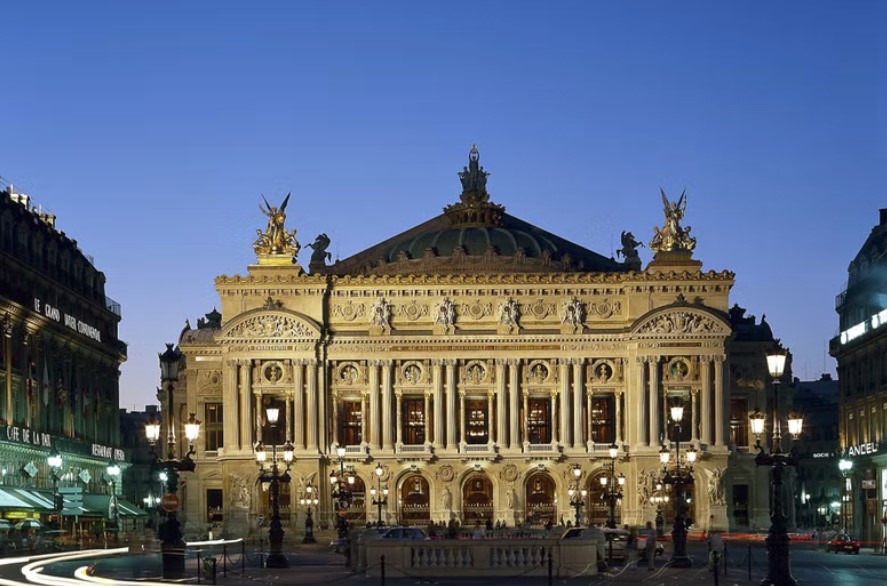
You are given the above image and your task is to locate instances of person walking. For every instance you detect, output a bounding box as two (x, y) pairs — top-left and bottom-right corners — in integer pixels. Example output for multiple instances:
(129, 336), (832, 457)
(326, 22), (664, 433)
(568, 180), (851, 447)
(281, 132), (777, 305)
(643, 521), (658, 571)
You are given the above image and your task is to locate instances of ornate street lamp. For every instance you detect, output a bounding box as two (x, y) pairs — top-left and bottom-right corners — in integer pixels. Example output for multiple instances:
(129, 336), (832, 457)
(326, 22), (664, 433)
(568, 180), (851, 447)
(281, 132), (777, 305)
(146, 343), (201, 580)
(750, 349), (804, 586)
(299, 481), (318, 544)
(330, 447), (355, 543)
(566, 464), (586, 527)
(47, 449), (63, 528)
(659, 404), (696, 568)
(838, 458), (852, 535)
(599, 443), (625, 564)
(255, 406), (294, 568)
(371, 462), (388, 527)
(105, 460), (121, 533)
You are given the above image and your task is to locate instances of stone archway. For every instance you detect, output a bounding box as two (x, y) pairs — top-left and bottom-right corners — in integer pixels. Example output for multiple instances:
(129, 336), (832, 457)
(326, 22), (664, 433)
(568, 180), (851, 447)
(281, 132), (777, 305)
(461, 473), (493, 524)
(524, 472), (556, 527)
(399, 474), (430, 526)
(347, 476), (367, 526)
(586, 472), (622, 527)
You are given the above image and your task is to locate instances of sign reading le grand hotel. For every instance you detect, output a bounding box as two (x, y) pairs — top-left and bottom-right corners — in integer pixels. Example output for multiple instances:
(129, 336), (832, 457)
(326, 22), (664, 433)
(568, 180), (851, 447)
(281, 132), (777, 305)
(169, 147), (784, 537)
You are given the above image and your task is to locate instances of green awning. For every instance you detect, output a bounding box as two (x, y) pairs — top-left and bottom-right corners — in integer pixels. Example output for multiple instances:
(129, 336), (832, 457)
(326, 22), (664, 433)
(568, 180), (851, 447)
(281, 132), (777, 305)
(81, 495), (147, 517)
(0, 488), (34, 509)
(8, 489), (54, 511)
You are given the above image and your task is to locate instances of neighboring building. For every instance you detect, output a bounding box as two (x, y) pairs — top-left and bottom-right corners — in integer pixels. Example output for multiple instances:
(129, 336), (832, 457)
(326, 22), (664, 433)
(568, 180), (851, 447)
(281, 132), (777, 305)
(792, 374), (841, 530)
(0, 178), (134, 530)
(119, 405), (159, 531)
(831, 208), (887, 546)
(165, 148), (788, 539)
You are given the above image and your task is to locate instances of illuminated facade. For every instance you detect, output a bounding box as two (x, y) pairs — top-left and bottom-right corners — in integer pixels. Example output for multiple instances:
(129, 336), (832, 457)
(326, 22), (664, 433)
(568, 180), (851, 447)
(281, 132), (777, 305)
(171, 149), (782, 538)
(830, 208), (887, 546)
(0, 180), (135, 528)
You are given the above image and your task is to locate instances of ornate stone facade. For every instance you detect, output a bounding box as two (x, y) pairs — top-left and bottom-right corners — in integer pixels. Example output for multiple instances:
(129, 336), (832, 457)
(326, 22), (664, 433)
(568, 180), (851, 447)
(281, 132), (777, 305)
(171, 149), (775, 538)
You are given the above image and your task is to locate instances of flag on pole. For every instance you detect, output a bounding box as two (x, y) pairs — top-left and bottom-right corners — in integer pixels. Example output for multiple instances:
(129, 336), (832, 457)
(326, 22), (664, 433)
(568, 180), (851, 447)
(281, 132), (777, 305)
(82, 386), (89, 418)
(56, 378), (65, 408)
(27, 356), (36, 403)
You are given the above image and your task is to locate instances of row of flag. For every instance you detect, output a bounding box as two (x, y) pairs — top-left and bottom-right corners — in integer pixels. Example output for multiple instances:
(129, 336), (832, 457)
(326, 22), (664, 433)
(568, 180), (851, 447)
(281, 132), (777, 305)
(24, 356), (101, 418)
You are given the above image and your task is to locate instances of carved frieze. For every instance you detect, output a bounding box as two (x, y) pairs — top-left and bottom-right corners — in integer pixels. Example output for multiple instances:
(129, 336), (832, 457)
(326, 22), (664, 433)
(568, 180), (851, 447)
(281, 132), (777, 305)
(330, 300), (366, 322)
(197, 370), (222, 393)
(226, 314), (313, 340)
(460, 299), (492, 320)
(396, 300), (429, 321)
(636, 311), (724, 335)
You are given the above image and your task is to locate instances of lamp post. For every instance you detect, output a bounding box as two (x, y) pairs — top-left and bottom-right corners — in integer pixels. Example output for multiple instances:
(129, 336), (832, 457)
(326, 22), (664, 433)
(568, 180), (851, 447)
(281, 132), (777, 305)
(330, 447), (355, 542)
(749, 349), (804, 586)
(47, 449), (63, 529)
(566, 464), (586, 527)
(145, 343), (201, 580)
(370, 463), (388, 528)
(659, 404), (697, 568)
(838, 458), (852, 536)
(601, 443), (625, 529)
(105, 460), (121, 534)
(298, 482), (318, 544)
(254, 406), (295, 568)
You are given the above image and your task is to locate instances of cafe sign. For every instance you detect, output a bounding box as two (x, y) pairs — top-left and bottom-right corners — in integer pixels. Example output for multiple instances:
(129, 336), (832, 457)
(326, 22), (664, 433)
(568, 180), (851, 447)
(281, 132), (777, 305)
(0, 425), (52, 448)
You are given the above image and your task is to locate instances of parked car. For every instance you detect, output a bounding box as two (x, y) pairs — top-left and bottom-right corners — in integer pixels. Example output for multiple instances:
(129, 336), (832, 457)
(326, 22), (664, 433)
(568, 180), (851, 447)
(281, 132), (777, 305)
(827, 533), (861, 554)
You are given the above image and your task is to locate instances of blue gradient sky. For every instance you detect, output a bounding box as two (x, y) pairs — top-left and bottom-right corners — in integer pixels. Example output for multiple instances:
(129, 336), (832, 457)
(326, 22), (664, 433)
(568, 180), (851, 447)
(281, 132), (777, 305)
(1, 2), (884, 409)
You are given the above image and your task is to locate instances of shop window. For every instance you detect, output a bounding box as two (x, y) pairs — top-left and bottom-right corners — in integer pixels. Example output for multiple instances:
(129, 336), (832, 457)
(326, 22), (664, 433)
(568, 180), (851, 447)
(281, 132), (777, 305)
(590, 396), (615, 444)
(339, 400), (363, 446)
(465, 398), (489, 444)
(527, 398), (551, 444)
(402, 397), (425, 445)
(205, 403), (223, 451)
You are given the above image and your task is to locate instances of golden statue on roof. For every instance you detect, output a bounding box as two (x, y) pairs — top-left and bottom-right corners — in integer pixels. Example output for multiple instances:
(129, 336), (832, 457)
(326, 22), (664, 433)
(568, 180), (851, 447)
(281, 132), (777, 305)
(254, 193), (300, 262)
(650, 189), (696, 253)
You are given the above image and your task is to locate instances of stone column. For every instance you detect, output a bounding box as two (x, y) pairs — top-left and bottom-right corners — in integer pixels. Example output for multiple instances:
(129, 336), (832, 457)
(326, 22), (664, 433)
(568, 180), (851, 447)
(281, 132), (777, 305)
(649, 357), (660, 447)
(361, 394), (368, 446)
(700, 358), (712, 445)
(240, 360), (253, 449)
(445, 361), (457, 450)
(317, 361), (327, 453)
(522, 392), (530, 445)
(368, 361), (381, 450)
(285, 390), (293, 442)
(615, 390), (623, 445)
(459, 392), (466, 446)
(572, 360), (584, 449)
(714, 356), (725, 446)
(495, 360), (507, 448)
(690, 389), (699, 443)
(331, 393), (340, 447)
(254, 392), (262, 444)
(293, 360), (304, 450)
(306, 361), (318, 451)
(558, 360), (570, 447)
(508, 360), (520, 449)
(395, 391), (403, 446)
(381, 361), (393, 450)
(223, 360), (239, 451)
(433, 361), (444, 449)
(487, 392), (495, 446)
(633, 357), (646, 447)
(586, 389), (593, 445)
(549, 393), (558, 445)
(423, 392), (431, 445)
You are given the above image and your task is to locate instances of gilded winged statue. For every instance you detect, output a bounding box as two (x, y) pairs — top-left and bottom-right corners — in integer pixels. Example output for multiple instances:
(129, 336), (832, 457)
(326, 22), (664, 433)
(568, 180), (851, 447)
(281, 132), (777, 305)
(650, 189), (696, 253)
(253, 193), (300, 257)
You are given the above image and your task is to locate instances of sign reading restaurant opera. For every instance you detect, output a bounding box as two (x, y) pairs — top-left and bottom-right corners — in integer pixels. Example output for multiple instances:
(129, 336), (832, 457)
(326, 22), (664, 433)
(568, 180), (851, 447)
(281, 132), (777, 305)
(33, 297), (102, 342)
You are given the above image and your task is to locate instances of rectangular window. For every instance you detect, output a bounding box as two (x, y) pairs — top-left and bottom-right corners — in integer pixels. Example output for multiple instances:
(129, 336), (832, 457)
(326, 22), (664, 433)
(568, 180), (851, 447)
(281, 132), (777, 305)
(403, 397), (425, 445)
(590, 396), (615, 444)
(339, 400), (363, 446)
(206, 488), (223, 523)
(205, 403), (223, 451)
(260, 398), (286, 445)
(729, 398), (748, 449)
(527, 397), (551, 444)
(465, 398), (489, 444)
(666, 394), (692, 442)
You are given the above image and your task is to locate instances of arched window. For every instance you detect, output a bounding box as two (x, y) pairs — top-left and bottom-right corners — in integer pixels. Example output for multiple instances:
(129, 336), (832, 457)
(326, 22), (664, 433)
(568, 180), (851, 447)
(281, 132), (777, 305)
(524, 473), (556, 526)
(462, 473), (493, 523)
(400, 475), (430, 526)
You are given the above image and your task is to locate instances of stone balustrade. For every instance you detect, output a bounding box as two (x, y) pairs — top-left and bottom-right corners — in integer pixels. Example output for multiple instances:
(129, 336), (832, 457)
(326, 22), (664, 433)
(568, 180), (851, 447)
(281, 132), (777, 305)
(361, 538), (600, 578)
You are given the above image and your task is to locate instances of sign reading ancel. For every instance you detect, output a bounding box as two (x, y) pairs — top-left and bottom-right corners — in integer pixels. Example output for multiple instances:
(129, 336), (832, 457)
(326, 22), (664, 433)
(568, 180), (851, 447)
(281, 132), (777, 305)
(848, 442), (879, 457)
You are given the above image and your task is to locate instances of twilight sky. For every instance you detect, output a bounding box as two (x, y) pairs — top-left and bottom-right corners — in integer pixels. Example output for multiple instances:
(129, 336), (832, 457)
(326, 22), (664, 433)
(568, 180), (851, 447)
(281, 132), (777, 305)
(1, 2), (884, 410)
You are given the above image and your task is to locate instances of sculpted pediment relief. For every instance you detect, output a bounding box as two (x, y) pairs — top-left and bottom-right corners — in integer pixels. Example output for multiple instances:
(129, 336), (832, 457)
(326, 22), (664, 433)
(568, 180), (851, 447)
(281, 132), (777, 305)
(633, 309), (730, 336)
(218, 310), (320, 343)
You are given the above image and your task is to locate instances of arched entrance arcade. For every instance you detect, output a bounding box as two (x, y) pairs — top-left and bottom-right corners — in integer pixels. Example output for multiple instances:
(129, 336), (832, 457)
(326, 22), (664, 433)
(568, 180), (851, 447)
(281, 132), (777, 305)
(399, 474), (431, 526)
(461, 473), (493, 523)
(524, 472), (556, 527)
